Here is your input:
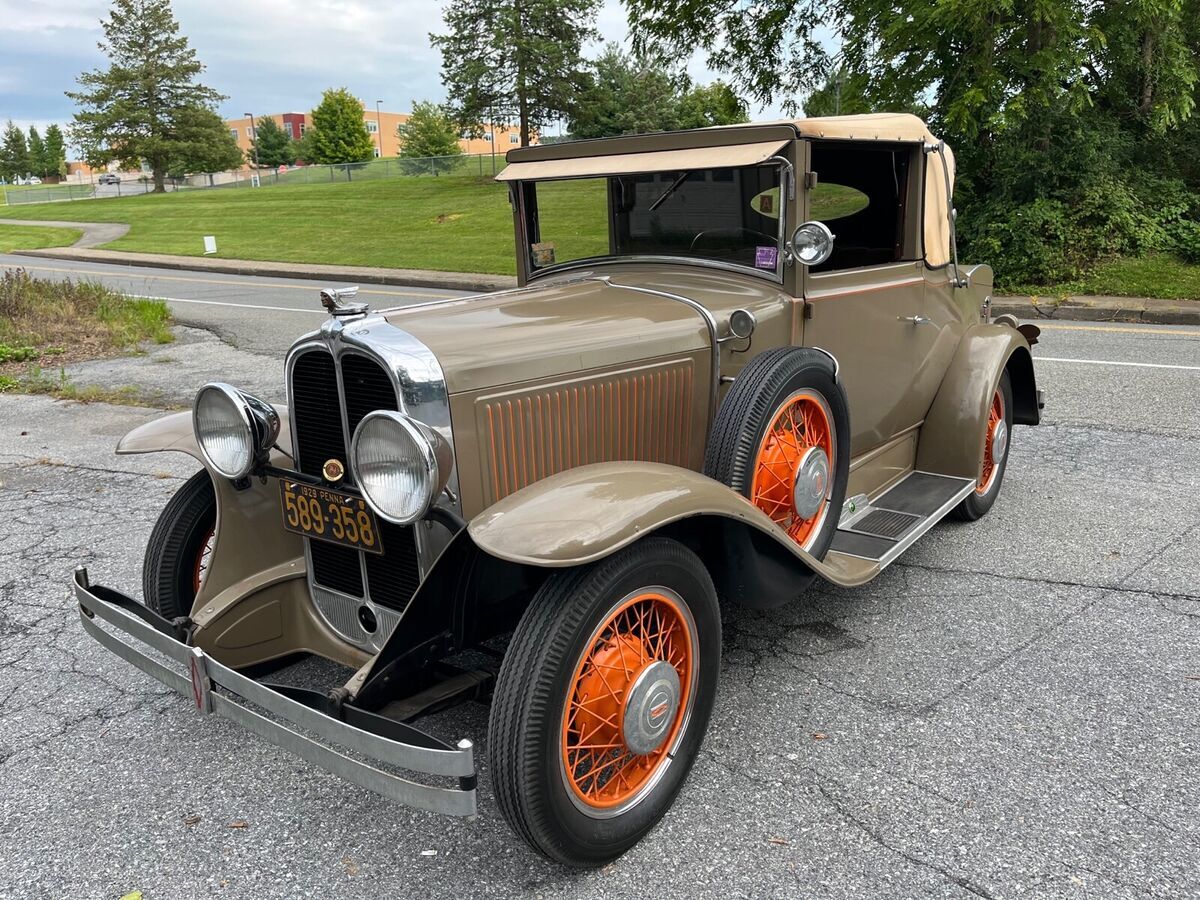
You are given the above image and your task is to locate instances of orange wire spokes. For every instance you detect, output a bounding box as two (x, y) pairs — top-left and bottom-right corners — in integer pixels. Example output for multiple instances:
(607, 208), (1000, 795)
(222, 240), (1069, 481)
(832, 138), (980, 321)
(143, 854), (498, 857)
(561, 593), (693, 810)
(750, 394), (834, 548)
(193, 527), (215, 594)
(976, 390), (1004, 495)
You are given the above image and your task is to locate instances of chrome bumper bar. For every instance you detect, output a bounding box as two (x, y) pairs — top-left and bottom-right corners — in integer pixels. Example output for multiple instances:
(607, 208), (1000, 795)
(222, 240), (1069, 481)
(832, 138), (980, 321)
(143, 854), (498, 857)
(72, 567), (477, 817)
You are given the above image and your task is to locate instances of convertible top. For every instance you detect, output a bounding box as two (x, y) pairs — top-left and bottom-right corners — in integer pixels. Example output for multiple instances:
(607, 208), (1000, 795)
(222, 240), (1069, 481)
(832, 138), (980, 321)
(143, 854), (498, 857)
(500, 114), (956, 268)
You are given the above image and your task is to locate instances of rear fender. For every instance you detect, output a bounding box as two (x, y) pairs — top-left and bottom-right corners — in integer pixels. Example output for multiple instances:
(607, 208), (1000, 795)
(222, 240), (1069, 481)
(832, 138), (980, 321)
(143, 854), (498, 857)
(916, 325), (1038, 482)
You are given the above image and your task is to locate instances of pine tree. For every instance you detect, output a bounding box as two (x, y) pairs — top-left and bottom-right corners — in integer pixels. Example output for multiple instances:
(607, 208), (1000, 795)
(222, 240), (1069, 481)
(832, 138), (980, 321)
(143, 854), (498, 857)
(66, 0), (225, 191)
(0, 121), (30, 182)
(432, 0), (599, 147)
(304, 88), (375, 164)
(43, 125), (68, 178)
(27, 126), (48, 179)
(249, 117), (298, 169)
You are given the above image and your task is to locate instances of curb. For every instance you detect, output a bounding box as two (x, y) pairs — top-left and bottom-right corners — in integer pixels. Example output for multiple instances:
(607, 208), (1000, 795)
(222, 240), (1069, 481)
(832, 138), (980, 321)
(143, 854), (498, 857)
(11, 247), (517, 294)
(992, 296), (1200, 327)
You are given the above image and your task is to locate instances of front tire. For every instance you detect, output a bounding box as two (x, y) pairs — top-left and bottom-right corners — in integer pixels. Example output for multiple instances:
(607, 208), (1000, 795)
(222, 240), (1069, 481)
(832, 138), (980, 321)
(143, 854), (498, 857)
(142, 470), (216, 619)
(488, 537), (721, 866)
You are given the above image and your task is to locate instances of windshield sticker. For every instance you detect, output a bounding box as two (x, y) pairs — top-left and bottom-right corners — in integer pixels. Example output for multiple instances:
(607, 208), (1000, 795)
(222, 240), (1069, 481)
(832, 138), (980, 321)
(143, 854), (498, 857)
(531, 242), (556, 267)
(755, 246), (779, 269)
(750, 187), (781, 219)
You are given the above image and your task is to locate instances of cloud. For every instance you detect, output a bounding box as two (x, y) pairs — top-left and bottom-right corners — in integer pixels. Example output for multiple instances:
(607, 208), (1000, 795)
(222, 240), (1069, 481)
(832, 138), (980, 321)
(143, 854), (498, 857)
(0, 0), (787, 146)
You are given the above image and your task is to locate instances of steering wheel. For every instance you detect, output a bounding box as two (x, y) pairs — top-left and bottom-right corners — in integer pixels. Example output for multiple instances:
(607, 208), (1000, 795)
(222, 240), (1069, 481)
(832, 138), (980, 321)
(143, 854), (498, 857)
(689, 227), (777, 252)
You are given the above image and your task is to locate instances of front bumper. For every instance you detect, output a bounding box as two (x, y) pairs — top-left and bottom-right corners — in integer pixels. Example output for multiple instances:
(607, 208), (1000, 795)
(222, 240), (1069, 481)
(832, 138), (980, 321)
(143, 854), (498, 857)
(72, 567), (477, 817)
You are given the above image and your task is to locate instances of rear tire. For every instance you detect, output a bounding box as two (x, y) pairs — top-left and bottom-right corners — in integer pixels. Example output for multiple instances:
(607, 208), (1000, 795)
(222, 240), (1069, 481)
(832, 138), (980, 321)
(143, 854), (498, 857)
(488, 537), (721, 867)
(142, 470), (216, 619)
(951, 371), (1013, 521)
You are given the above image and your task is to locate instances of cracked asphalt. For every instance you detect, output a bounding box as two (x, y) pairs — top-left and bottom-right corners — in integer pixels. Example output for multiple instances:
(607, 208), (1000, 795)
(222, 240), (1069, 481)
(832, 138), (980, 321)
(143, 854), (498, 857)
(1, 313), (1198, 899)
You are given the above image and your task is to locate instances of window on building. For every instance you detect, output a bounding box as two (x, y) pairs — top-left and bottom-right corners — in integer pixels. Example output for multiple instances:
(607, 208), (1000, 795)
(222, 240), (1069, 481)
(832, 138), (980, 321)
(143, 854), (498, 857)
(229, 128), (238, 141)
(509, 134), (519, 144)
(366, 120), (379, 133)
(246, 126), (256, 138)
(282, 122), (293, 138)
(374, 148), (381, 158)
(299, 123), (307, 135)
(483, 133), (493, 142)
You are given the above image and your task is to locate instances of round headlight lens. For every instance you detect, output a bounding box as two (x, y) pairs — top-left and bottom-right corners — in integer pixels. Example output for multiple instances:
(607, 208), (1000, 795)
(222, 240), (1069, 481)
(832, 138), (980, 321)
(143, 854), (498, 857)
(194, 384), (255, 479)
(351, 412), (438, 524)
(791, 221), (836, 266)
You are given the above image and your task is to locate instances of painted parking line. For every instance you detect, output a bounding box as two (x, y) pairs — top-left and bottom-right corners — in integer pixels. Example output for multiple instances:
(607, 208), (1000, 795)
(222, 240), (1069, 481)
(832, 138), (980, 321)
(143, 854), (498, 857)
(3, 262), (464, 300)
(1035, 356), (1200, 372)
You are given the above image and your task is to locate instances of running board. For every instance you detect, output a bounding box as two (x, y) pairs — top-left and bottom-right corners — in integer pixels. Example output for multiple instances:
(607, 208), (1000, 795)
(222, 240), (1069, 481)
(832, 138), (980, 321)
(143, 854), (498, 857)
(830, 472), (975, 568)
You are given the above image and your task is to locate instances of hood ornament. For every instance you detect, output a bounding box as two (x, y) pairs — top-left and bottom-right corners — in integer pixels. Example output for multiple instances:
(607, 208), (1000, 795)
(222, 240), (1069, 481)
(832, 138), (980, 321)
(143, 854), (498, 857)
(319, 286), (369, 318)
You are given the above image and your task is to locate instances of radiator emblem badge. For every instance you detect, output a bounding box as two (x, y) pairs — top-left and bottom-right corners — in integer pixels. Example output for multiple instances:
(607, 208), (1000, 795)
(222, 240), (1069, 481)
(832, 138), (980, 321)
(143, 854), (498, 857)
(323, 459), (346, 483)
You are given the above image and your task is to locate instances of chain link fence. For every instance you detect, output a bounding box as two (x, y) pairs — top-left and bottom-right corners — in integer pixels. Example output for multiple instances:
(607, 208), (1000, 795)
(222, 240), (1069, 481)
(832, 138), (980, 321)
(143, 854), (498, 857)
(2, 152), (509, 206)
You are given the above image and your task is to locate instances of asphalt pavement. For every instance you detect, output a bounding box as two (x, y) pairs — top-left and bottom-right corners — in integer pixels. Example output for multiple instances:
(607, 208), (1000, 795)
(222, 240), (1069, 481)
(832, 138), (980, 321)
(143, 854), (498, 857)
(0, 263), (1198, 899)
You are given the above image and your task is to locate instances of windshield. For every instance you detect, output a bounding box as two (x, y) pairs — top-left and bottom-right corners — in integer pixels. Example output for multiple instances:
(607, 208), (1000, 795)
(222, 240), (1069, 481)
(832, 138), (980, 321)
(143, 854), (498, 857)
(521, 164), (785, 278)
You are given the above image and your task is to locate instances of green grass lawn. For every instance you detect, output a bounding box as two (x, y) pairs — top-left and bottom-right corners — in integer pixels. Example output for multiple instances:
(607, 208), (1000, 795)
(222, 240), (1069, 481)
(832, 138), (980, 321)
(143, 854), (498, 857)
(1005, 253), (1200, 301)
(0, 224), (83, 252)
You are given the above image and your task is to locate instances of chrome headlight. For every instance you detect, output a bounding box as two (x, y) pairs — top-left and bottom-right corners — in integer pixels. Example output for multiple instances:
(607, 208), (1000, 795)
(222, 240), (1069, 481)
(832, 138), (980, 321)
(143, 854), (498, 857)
(790, 220), (836, 266)
(193, 383), (280, 479)
(351, 411), (452, 524)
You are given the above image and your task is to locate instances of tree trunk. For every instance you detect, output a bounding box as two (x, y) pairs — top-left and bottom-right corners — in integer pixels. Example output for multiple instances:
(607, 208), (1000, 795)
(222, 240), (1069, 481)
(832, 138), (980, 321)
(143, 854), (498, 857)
(1139, 30), (1156, 116)
(513, 0), (530, 147)
(152, 161), (166, 193)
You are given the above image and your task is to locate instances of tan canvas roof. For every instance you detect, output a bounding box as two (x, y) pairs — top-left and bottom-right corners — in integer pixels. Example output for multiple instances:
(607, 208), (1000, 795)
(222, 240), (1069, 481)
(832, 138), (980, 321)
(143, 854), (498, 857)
(499, 113), (956, 268)
(495, 139), (790, 182)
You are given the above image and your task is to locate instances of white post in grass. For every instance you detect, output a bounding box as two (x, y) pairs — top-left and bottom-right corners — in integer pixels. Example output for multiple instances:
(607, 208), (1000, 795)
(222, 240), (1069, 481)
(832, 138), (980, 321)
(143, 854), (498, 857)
(203, 236), (217, 255)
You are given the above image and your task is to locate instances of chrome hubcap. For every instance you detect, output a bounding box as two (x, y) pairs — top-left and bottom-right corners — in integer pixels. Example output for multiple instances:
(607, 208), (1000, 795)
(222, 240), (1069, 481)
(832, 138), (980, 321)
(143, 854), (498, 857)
(622, 660), (680, 756)
(991, 420), (1008, 463)
(792, 446), (830, 520)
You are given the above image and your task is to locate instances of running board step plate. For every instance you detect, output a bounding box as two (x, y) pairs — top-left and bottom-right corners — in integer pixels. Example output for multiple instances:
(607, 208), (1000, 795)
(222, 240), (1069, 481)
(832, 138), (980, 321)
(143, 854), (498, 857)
(831, 472), (975, 567)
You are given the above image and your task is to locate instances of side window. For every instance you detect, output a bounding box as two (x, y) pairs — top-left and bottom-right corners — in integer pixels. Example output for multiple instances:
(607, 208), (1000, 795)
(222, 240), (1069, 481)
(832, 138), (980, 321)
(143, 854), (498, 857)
(808, 142), (918, 272)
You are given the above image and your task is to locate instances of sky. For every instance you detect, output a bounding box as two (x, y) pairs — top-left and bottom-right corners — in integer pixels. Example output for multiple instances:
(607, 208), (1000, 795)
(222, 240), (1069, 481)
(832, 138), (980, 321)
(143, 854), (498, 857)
(0, 0), (793, 153)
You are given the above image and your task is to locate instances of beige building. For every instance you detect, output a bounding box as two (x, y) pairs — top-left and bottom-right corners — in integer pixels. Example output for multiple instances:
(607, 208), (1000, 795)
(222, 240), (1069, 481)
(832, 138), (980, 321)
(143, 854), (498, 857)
(226, 105), (532, 163)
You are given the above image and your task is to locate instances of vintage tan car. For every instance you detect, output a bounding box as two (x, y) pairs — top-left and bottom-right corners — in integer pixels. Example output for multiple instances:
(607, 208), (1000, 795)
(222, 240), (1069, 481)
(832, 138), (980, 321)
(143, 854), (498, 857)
(75, 113), (1042, 866)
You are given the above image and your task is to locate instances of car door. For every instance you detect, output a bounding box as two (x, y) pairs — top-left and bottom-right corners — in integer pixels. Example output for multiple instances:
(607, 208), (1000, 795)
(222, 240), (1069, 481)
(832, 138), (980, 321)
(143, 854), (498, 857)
(798, 140), (952, 458)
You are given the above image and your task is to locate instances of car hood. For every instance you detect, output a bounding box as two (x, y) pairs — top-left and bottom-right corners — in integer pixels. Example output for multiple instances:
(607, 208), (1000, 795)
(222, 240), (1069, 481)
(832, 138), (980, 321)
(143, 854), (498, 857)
(382, 274), (712, 394)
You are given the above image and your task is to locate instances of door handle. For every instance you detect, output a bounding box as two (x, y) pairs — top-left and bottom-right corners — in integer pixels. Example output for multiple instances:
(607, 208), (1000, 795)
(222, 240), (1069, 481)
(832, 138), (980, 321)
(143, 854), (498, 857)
(898, 314), (934, 326)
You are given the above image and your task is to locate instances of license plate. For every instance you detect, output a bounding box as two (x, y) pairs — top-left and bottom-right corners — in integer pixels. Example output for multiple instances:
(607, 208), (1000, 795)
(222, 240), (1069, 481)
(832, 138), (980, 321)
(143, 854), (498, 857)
(279, 480), (383, 554)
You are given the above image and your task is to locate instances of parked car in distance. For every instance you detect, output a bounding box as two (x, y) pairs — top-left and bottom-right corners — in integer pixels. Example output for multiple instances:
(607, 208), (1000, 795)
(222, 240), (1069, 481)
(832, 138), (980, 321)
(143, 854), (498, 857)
(97, 173), (121, 185)
(74, 113), (1043, 867)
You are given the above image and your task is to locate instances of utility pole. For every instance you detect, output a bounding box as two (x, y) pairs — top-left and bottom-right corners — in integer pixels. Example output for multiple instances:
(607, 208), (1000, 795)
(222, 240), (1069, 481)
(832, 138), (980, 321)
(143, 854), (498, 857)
(245, 112), (261, 185)
(375, 99), (384, 157)
(835, 73), (845, 116)
(489, 105), (497, 175)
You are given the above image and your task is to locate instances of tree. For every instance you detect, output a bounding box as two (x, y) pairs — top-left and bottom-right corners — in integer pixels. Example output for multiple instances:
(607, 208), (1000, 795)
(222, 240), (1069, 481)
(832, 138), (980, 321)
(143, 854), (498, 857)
(432, 0), (598, 147)
(66, 0), (225, 192)
(627, 0), (1200, 286)
(398, 101), (463, 173)
(43, 125), (68, 178)
(167, 106), (243, 176)
(26, 127), (47, 179)
(569, 44), (680, 138)
(250, 116), (298, 169)
(0, 121), (29, 181)
(303, 88), (375, 164)
(677, 81), (749, 129)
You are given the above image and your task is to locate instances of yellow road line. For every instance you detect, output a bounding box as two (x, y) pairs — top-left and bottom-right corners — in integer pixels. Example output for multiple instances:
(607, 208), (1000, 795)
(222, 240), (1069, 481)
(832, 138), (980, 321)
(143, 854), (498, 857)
(3, 262), (464, 300)
(1035, 322), (1200, 337)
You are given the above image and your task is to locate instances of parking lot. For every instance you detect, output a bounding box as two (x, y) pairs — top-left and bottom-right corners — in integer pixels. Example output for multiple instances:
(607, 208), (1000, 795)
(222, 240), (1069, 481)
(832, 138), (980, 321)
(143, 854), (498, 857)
(0, 284), (1197, 897)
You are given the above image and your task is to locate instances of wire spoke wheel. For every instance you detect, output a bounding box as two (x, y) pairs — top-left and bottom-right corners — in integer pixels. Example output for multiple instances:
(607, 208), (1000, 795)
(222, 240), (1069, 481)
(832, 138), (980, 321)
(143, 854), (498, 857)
(192, 527), (216, 594)
(749, 389), (835, 550)
(560, 589), (697, 817)
(976, 388), (1005, 495)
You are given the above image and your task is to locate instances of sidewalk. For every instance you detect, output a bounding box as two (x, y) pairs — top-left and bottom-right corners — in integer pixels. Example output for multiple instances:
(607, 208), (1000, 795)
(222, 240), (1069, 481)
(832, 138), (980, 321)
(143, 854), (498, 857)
(991, 294), (1200, 326)
(13, 246), (517, 293)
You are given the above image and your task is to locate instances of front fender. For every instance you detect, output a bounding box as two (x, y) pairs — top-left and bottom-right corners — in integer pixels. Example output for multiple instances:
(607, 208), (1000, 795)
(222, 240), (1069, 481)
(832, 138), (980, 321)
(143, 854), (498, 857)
(467, 461), (876, 588)
(115, 406), (292, 460)
(916, 325), (1037, 482)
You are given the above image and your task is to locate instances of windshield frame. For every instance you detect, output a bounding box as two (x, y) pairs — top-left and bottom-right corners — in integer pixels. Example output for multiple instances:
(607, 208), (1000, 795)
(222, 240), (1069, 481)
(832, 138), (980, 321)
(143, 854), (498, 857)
(514, 161), (790, 285)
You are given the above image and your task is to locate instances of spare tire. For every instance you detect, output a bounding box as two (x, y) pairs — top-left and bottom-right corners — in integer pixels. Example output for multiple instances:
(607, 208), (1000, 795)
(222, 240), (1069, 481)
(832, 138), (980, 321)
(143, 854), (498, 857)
(703, 347), (850, 560)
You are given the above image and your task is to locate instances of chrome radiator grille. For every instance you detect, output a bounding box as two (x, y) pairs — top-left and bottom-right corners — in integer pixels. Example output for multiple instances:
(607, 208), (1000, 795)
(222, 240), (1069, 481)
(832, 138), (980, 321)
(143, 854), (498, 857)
(288, 348), (422, 637)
